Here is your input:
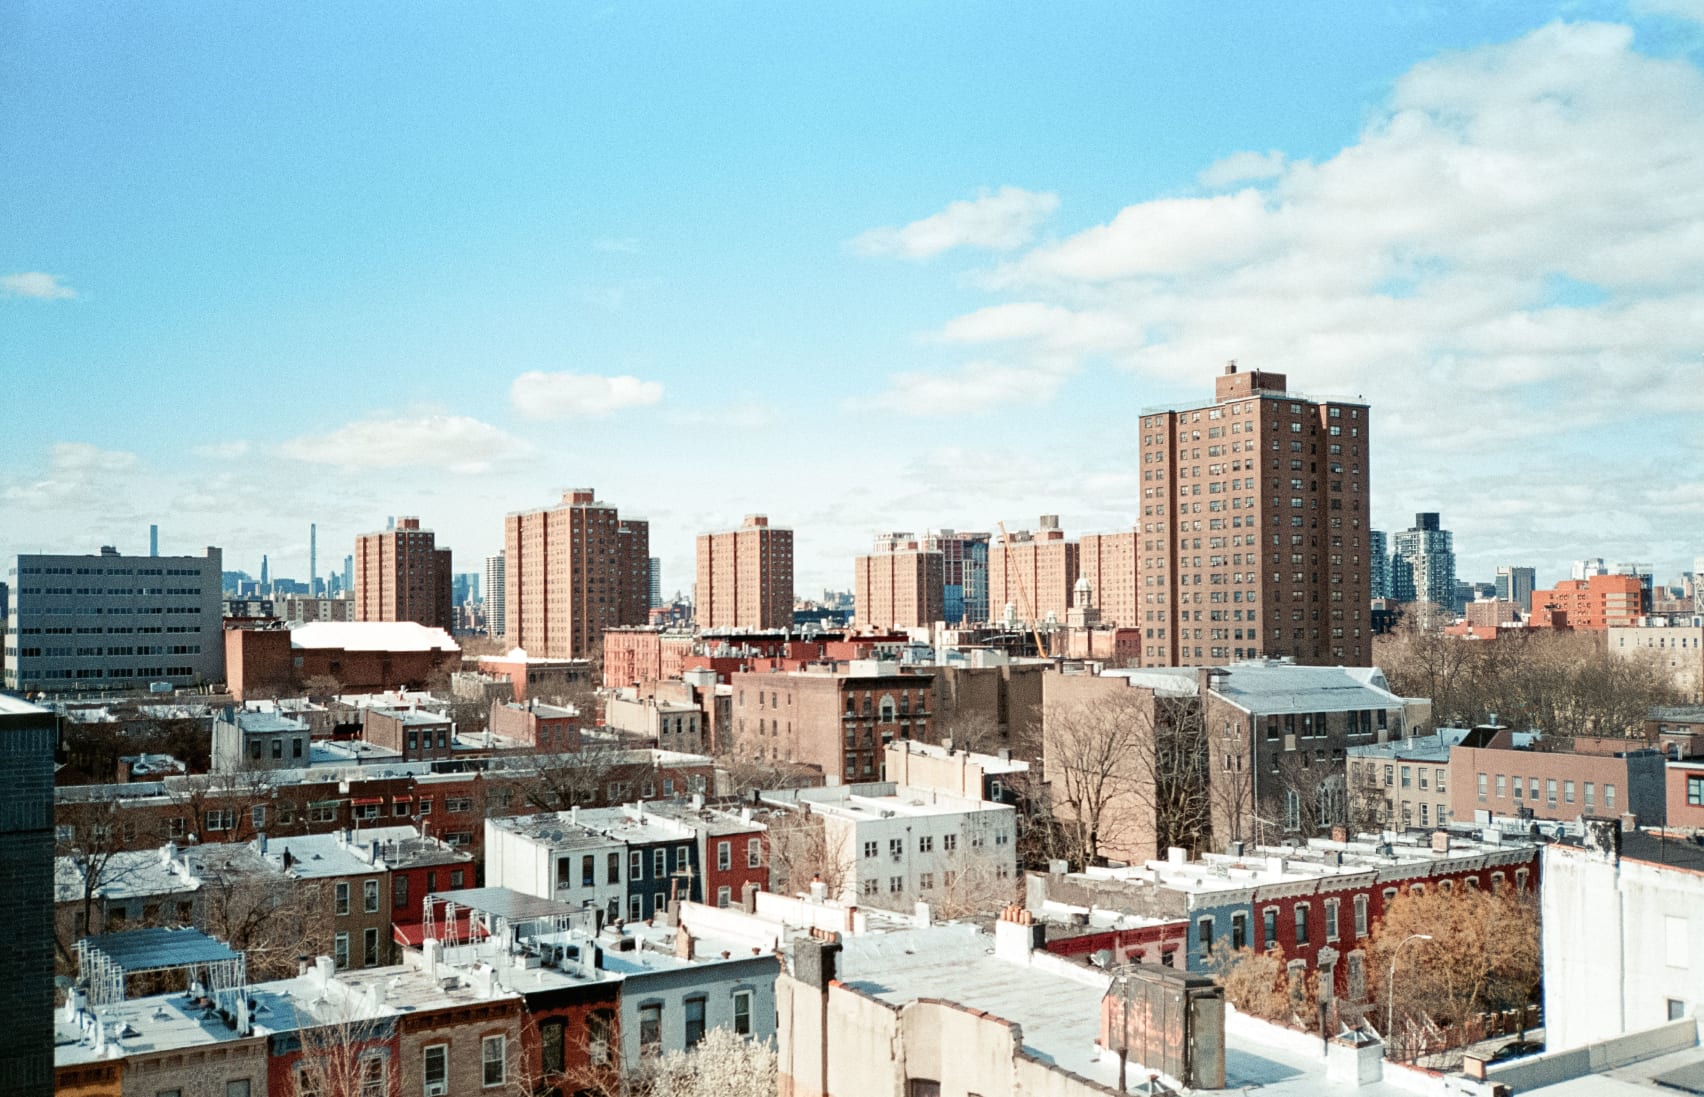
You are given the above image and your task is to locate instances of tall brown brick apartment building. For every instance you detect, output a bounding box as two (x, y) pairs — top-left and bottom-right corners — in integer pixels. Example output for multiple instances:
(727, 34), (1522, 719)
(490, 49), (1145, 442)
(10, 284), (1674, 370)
(504, 489), (650, 657)
(854, 537), (944, 630)
(1136, 364), (1371, 667)
(354, 516), (453, 630)
(695, 514), (794, 629)
(988, 516), (1079, 625)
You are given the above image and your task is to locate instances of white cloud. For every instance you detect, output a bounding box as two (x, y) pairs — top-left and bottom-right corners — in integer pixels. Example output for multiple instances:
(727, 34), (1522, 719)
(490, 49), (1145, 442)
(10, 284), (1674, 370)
(279, 414), (528, 474)
(893, 20), (1704, 580)
(850, 359), (1074, 416)
(511, 371), (664, 420)
(1630, 0), (1704, 24)
(2, 272), (77, 300)
(4, 443), (138, 508)
(851, 186), (1059, 260)
(1198, 149), (1287, 189)
(193, 440), (251, 460)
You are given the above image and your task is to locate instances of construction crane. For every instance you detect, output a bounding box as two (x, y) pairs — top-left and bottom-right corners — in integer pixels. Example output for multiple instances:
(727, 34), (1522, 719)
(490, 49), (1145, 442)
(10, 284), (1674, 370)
(996, 520), (1049, 659)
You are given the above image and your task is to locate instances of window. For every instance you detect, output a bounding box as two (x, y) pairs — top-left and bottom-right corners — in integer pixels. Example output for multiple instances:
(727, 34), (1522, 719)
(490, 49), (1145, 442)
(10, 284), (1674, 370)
(748, 837), (762, 867)
(1325, 898), (1340, 942)
(1477, 773), (1488, 801)
(333, 932), (350, 969)
(540, 1020), (565, 1076)
(889, 838), (903, 859)
(1671, 999), (1689, 1021)
(717, 885), (731, 907)
(1198, 915), (1215, 956)
(1546, 778), (1558, 805)
(1231, 912), (1248, 950)
(588, 1010), (614, 1064)
(1689, 777), (1704, 807)
(582, 855), (595, 888)
(360, 1057), (384, 1097)
(942, 834), (957, 852)
(631, 850), (643, 878)
(653, 848), (667, 877)
(733, 989), (753, 1035)
(638, 1003), (663, 1057)
(630, 894), (643, 921)
(718, 840), (731, 870)
(1354, 894), (1368, 938)
(363, 927), (379, 967)
(1606, 784), (1617, 810)
(684, 996), (707, 1046)
(252, 805), (266, 829)
(889, 876), (903, 893)
(919, 872), (934, 889)
(1496, 774), (1506, 798)
(363, 879), (379, 913)
(227, 1082), (251, 1097)
(335, 882), (350, 916)
(482, 1034), (507, 1087)
(1348, 952), (1366, 1000)
(918, 835), (933, 853)
(205, 808), (235, 832)
(1564, 780), (1575, 804)
(609, 851), (621, 884)
(863, 840), (878, 859)
(861, 879), (878, 896)
(1263, 907), (1277, 950)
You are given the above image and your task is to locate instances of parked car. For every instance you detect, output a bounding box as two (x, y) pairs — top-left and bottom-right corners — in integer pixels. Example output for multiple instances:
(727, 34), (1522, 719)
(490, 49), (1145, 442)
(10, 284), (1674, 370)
(1489, 1039), (1544, 1063)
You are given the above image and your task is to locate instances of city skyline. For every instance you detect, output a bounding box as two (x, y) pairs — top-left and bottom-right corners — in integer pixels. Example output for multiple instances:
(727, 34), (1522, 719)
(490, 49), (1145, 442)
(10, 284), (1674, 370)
(6, 5), (1704, 594)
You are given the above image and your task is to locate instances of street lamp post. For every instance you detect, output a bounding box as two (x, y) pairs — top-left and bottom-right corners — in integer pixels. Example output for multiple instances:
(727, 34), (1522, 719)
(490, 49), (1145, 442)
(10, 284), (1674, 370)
(1386, 933), (1434, 1052)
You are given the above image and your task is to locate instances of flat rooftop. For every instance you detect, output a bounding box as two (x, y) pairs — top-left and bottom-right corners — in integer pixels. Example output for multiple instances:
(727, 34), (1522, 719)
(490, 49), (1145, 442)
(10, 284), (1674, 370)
(785, 781), (1010, 820)
(835, 925), (1420, 1095)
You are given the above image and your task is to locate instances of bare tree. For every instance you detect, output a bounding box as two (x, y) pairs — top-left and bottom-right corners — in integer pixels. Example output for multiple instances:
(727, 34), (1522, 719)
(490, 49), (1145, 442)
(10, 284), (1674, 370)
(1369, 885), (1540, 1064)
(288, 1000), (398, 1097)
(1044, 688), (1211, 868)
(54, 790), (150, 966)
(197, 869), (335, 982)
(626, 1026), (777, 1097)
(763, 807), (856, 899)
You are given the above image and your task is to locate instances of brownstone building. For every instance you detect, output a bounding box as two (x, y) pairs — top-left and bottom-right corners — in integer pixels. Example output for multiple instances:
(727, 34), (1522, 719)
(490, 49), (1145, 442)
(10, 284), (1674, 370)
(854, 539), (944, 630)
(505, 489), (651, 658)
(730, 665), (936, 782)
(988, 516), (1079, 627)
(1136, 364), (1372, 667)
(696, 514), (794, 630)
(354, 516), (453, 630)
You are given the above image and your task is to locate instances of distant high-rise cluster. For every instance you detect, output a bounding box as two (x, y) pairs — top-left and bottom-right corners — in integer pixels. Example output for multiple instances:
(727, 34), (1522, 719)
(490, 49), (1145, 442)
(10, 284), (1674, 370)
(1390, 512), (1456, 610)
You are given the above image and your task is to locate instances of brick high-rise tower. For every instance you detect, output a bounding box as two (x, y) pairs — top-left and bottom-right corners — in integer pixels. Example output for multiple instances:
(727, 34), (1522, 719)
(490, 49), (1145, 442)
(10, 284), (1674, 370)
(855, 535), (944, 631)
(505, 489), (650, 657)
(1137, 364), (1371, 666)
(987, 516), (1079, 628)
(696, 515), (794, 630)
(353, 517), (453, 630)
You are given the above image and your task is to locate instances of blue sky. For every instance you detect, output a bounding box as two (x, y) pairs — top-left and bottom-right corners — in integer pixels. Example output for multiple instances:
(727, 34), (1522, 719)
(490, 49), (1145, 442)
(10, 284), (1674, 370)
(5, 2), (1704, 596)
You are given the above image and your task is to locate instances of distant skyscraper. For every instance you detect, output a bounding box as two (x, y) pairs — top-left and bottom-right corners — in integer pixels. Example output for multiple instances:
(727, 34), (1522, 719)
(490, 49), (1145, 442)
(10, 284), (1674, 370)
(0, 695), (56, 1097)
(1572, 558), (1608, 580)
(260, 553), (269, 588)
(353, 516), (453, 629)
(924, 529), (991, 625)
(452, 572), (479, 607)
(695, 515), (794, 630)
(505, 489), (649, 657)
(1390, 512), (1457, 609)
(1369, 530), (1390, 600)
(484, 552), (507, 641)
(149, 524), (158, 557)
(649, 556), (662, 609)
(343, 554), (354, 597)
(1495, 566), (1536, 611)
(1136, 363), (1372, 666)
(309, 522), (318, 596)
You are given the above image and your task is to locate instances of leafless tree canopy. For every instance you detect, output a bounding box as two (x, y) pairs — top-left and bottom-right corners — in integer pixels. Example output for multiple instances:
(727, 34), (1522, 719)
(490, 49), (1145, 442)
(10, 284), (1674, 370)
(1375, 625), (1677, 742)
